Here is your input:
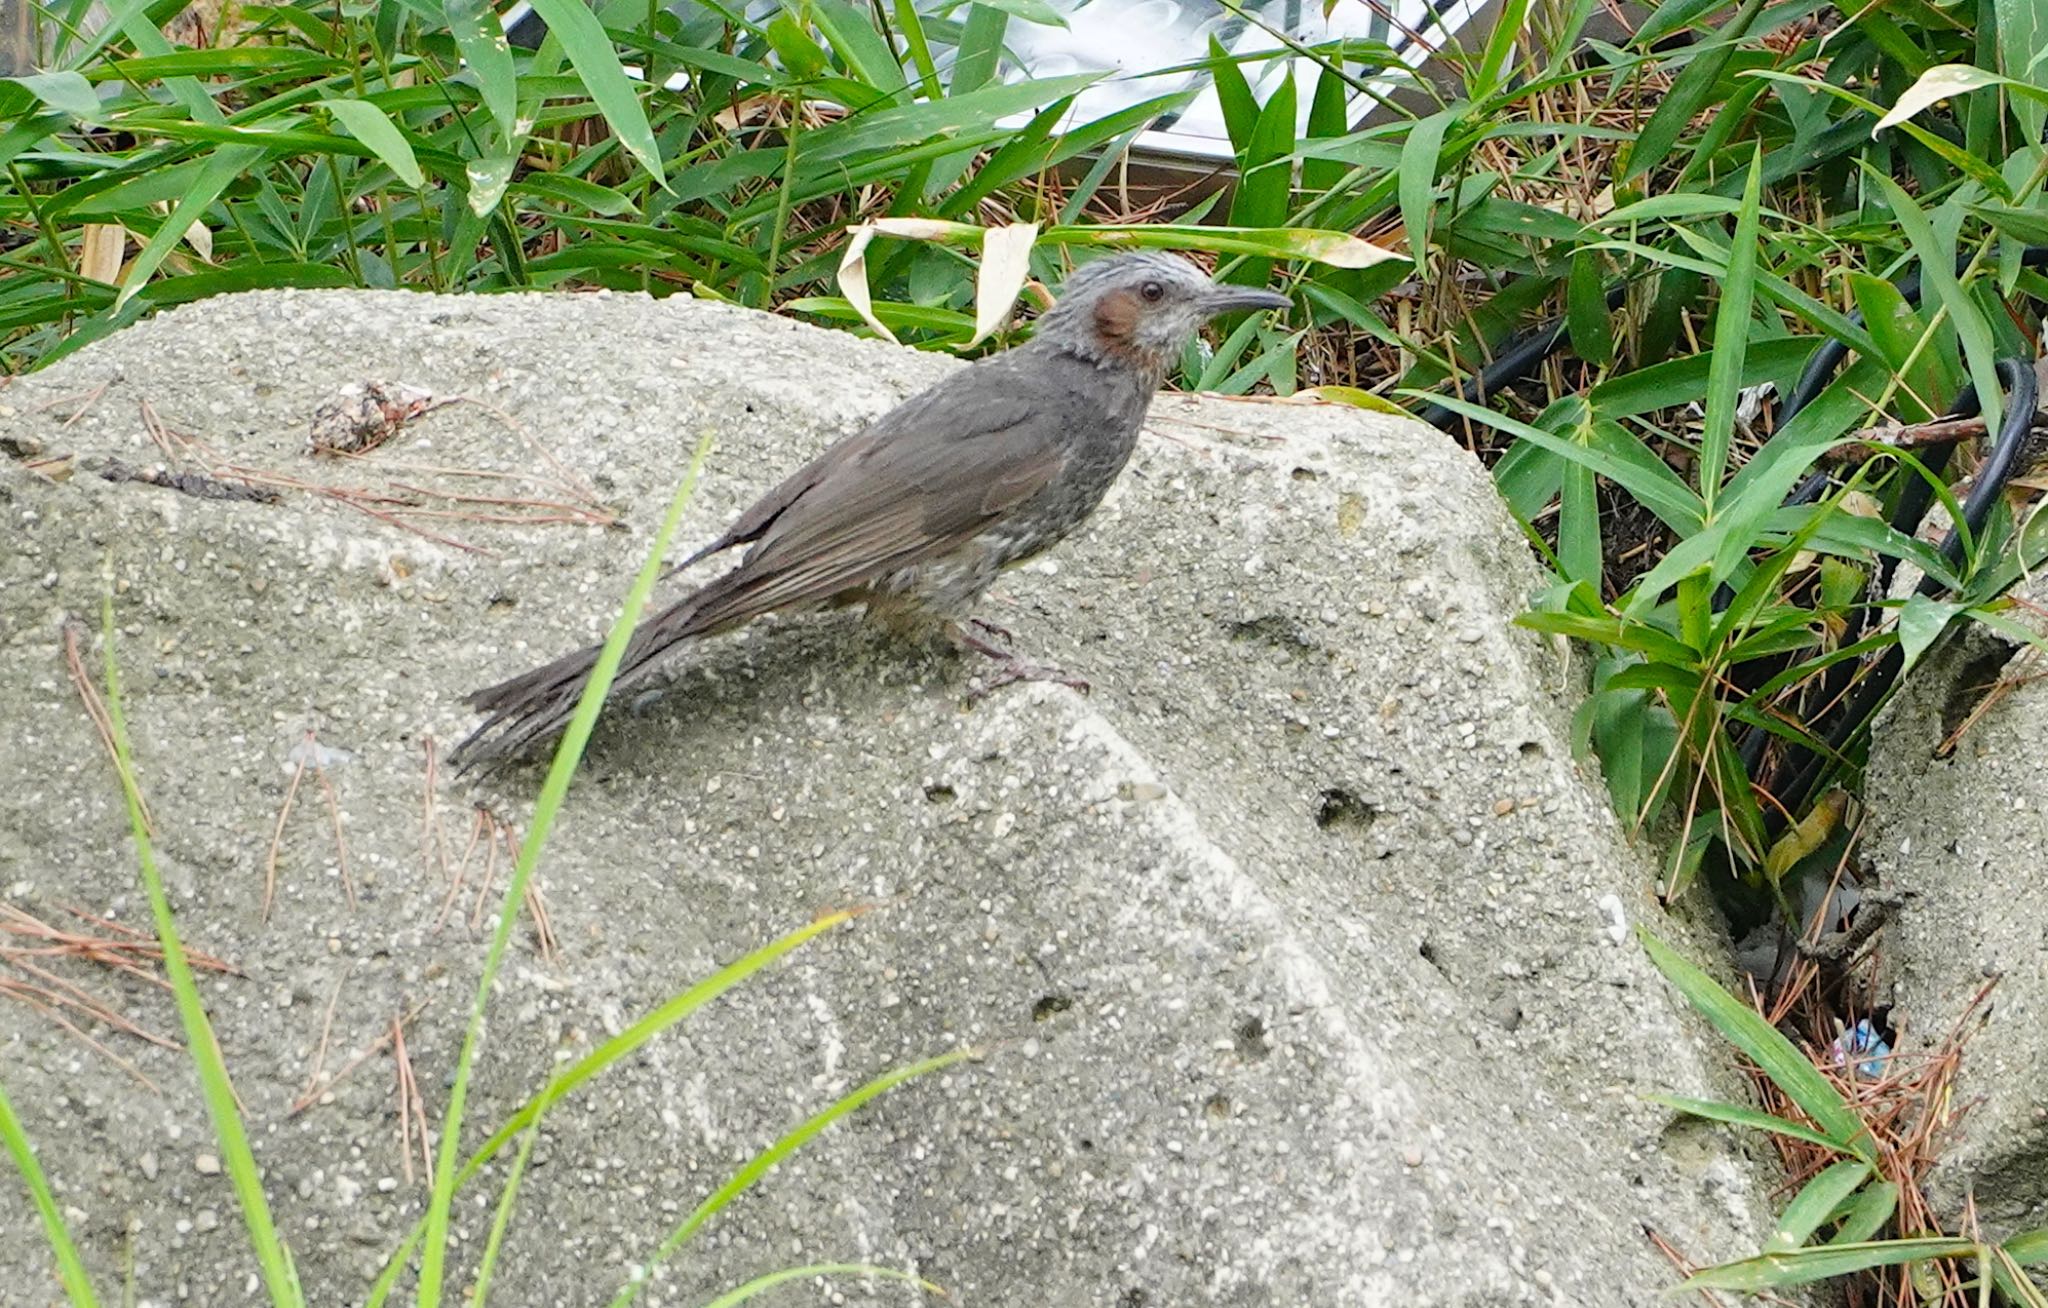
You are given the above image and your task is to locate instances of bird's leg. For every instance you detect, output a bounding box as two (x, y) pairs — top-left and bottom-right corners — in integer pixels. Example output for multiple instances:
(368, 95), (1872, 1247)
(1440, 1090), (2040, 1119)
(945, 620), (1090, 701)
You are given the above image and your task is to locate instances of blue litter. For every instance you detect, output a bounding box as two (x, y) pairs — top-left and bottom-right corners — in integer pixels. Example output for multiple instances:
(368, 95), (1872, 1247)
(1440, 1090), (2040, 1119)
(1831, 1020), (1892, 1080)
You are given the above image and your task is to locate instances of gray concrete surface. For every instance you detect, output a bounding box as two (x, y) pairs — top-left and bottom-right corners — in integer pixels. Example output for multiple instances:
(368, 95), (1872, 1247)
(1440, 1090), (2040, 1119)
(1, 288), (1788, 1306)
(1867, 586), (2048, 1236)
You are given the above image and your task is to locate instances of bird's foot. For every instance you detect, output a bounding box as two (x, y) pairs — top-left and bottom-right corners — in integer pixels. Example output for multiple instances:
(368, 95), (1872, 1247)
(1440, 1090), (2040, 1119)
(946, 620), (1090, 703)
(967, 657), (1091, 703)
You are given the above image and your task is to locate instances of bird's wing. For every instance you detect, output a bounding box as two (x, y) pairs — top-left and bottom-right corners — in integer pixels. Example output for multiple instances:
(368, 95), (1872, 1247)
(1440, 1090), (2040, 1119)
(663, 429), (879, 576)
(679, 361), (1085, 631)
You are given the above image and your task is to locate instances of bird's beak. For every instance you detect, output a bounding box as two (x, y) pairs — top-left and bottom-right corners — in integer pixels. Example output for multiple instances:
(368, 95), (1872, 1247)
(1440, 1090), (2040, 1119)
(1198, 285), (1292, 316)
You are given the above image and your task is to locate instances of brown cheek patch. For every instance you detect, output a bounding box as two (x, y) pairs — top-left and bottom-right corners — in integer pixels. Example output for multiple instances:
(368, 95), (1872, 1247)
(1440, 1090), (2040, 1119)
(1092, 288), (1142, 345)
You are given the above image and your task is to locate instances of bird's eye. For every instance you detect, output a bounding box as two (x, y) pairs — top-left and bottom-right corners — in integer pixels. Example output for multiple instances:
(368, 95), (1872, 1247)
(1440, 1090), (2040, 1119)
(1140, 280), (1164, 302)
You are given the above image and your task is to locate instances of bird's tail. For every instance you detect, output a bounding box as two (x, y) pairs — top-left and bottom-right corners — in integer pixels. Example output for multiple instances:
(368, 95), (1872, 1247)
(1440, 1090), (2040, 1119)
(451, 575), (752, 770)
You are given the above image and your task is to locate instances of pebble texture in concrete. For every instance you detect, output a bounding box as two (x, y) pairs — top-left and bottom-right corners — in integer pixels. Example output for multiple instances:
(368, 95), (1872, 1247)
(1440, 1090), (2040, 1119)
(1, 289), (1788, 1306)
(1867, 587), (2048, 1235)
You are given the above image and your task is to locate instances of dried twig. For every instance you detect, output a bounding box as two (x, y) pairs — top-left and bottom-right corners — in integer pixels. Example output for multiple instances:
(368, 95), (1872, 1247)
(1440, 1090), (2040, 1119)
(293, 968), (349, 1109)
(312, 750), (356, 913)
(0, 980), (161, 1092)
(1, 901), (237, 1091)
(129, 395), (615, 557)
(263, 748), (308, 924)
(288, 997), (430, 1115)
(62, 623), (153, 834)
(392, 1013), (432, 1184)
(434, 807), (486, 934)
(525, 877), (558, 967)
(469, 809), (509, 932)
(38, 379), (110, 430)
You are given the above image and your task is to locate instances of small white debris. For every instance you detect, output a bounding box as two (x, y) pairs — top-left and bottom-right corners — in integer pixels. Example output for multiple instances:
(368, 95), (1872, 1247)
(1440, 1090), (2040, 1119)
(1596, 894), (1628, 944)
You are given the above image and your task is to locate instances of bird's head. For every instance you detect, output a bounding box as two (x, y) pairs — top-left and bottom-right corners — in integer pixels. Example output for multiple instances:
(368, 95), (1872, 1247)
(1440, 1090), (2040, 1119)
(1031, 251), (1291, 379)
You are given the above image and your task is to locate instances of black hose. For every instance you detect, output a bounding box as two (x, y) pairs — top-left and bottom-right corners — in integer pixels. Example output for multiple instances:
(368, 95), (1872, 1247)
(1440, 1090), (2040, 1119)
(1419, 244), (2045, 831)
(1765, 357), (2037, 820)
(1416, 278), (1631, 429)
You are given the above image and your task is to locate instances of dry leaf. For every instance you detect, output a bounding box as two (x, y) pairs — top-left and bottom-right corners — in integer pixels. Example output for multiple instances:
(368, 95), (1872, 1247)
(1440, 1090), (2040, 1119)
(79, 224), (126, 284)
(966, 222), (1038, 349)
(835, 224), (899, 346)
(182, 220), (214, 262)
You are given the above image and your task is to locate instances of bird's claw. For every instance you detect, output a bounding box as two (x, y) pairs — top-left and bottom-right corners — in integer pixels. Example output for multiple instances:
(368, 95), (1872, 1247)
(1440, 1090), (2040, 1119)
(966, 659), (1091, 704)
(968, 616), (1016, 646)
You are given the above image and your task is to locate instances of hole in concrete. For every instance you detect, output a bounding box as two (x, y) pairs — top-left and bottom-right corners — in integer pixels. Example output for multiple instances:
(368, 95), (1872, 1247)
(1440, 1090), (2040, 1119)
(1418, 940), (1451, 979)
(1314, 788), (1379, 833)
(1117, 1290), (1150, 1308)
(1518, 740), (1545, 759)
(1031, 993), (1073, 1022)
(1203, 1092), (1232, 1119)
(1937, 640), (2021, 751)
(1233, 1014), (1271, 1062)
(1290, 466), (1322, 481)
(485, 593), (517, 611)
(1226, 614), (1313, 652)
(923, 782), (957, 803)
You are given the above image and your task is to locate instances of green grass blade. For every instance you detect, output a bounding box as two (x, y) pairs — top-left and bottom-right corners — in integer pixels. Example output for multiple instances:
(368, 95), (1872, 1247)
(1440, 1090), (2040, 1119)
(113, 144), (263, 310)
(98, 581), (302, 1306)
(59, 0), (162, 69)
(961, 0), (1067, 25)
(1994, 1243), (2048, 1308)
(0, 1079), (101, 1307)
(949, 2), (1008, 89)
(1679, 1238), (1981, 1291)
(415, 432), (715, 1308)
(1634, 0), (1727, 47)
(1412, 393), (1706, 532)
(444, 0), (518, 142)
(7, 70), (100, 118)
(696, 1263), (945, 1308)
(1625, 0), (1761, 181)
(1638, 1097), (1851, 1146)
(1565, 250), (1614, 370)
(361, 913), (856, 1307)
(318, 99), (424, 187)
(1229, 70), (1296, 229)
(1698, 146), (1762, 509)
(112, 0), (224, 121)
(1473, 0), (1532, 100)
(1869, 168), (2004, 443)
(1586, 338), (1817, 419)
(798, 73), (1100, 164)
(1637, 930), (1873, 1161)
(464, 1114), (544, 1308)
(522, 0), (664, 182)
(811, 0), (909, 92)
(1042, 222), (1393, 268)
(608, 1049), (978, 1308)
(1397, 105), (1459, 274)
(1301, 62), (1348, 195)
(892, 0), (943, 98)
(1827, 1180), (1897, 1245)
(1766, 1160), (1873, 1252)
(1207, 34), (1257, 157)
(458, 910), (860, 1180)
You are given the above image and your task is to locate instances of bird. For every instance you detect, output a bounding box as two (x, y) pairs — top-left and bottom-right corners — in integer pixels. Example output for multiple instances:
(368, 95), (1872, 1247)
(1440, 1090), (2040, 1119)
(451, 251), (1291, 767)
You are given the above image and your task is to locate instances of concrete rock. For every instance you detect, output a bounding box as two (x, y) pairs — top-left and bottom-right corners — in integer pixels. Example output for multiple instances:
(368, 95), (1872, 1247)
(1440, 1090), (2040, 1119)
(1867, 589), (2048, 1234)
(1, 288), (1786, 1305)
